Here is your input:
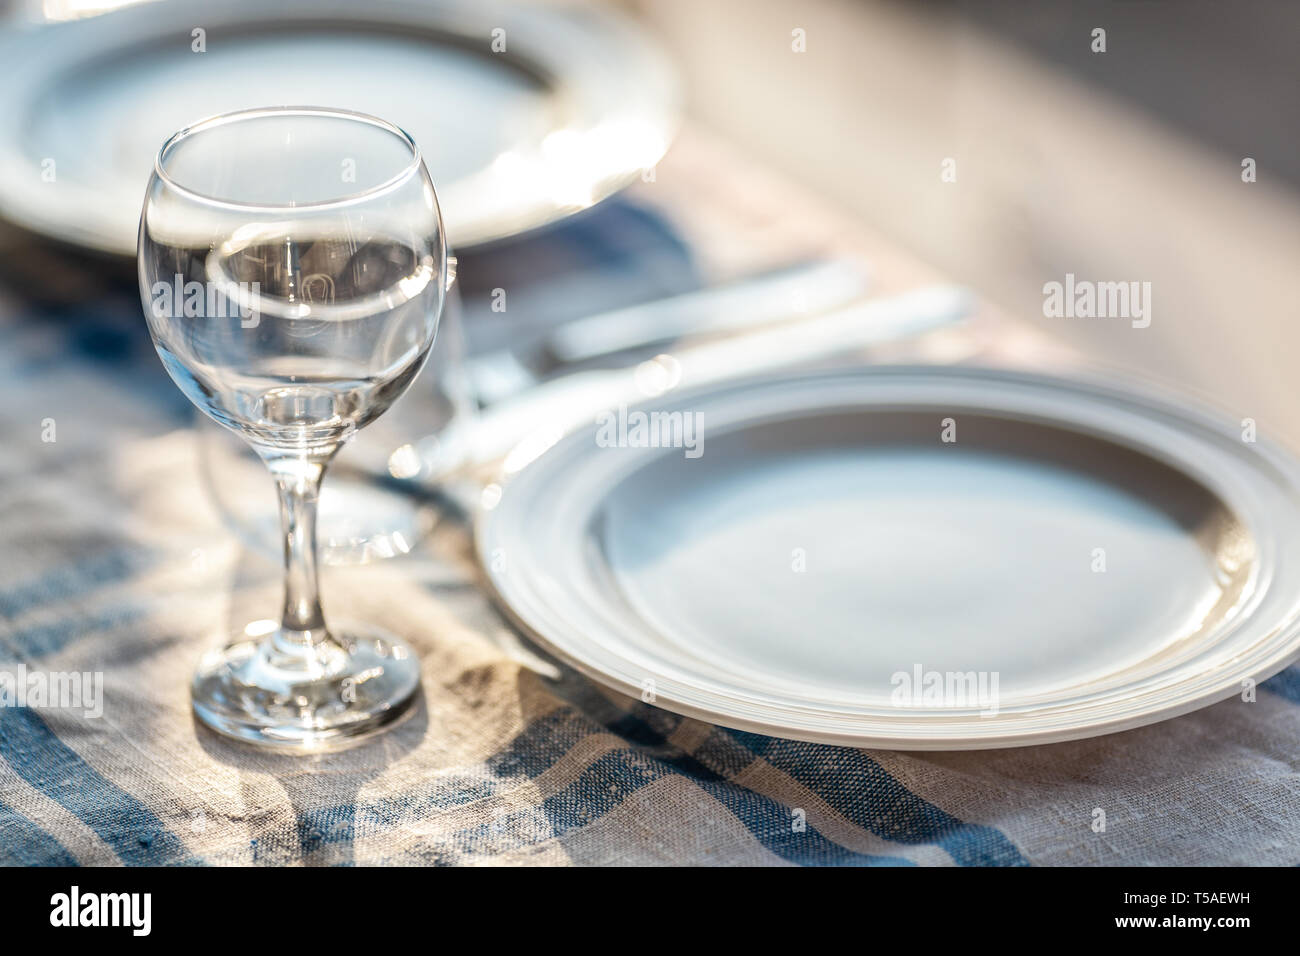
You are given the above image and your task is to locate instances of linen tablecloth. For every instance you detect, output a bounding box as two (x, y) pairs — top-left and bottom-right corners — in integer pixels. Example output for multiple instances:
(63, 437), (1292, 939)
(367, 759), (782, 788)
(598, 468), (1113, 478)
(1, 131), (1297, 866)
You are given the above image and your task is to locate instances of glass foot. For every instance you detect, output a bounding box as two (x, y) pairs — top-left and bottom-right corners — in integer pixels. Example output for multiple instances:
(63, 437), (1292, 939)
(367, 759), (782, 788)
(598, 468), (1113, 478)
(192, 623), (420, 752)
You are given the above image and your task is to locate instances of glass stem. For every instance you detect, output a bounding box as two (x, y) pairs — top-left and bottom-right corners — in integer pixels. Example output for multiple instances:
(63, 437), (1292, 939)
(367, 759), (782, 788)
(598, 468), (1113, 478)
(262, 450), (335, 650)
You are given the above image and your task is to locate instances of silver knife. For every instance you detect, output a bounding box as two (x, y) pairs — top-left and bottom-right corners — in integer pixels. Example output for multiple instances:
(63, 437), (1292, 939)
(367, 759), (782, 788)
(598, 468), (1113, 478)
(391, 284), (973, 482)
(466, 257), (872, 405)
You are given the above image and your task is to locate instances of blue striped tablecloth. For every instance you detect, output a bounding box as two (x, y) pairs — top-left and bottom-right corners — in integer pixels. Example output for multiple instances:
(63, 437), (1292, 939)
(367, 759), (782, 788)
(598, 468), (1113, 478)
(1, 170), (1297, 867)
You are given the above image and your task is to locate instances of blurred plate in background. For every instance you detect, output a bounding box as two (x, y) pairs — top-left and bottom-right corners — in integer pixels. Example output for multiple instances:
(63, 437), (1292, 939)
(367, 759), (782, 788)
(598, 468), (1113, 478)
(0, 0), (677, 254)
(478, 365), (1300, 749)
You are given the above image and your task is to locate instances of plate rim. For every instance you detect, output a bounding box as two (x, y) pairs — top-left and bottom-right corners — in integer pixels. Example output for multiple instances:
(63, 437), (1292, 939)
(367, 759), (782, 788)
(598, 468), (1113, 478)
(475, 363), (1300, 750)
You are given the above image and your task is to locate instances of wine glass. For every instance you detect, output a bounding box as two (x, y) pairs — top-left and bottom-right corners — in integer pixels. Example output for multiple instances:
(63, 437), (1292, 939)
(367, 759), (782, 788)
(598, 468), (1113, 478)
(138, 107), (447, 750)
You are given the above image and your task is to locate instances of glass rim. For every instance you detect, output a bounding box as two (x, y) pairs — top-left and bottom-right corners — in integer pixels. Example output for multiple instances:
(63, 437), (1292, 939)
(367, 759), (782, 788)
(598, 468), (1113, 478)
(153, 106), (424, 212)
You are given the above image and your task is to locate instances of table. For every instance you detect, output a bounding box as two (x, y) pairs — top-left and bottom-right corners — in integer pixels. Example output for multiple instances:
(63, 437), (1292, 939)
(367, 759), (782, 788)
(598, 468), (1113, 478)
(0, 125), (1295, 866)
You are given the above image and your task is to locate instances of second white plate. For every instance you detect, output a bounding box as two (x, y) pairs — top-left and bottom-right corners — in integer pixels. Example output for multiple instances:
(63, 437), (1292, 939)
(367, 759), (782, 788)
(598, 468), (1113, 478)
(0, 0), (677, 254)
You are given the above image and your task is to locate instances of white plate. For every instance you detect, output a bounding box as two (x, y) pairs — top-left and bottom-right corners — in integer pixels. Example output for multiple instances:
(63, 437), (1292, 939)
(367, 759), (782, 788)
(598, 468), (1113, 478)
(477, 365), (1300, 749)
(0, 0), (676, 254)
